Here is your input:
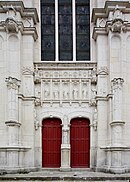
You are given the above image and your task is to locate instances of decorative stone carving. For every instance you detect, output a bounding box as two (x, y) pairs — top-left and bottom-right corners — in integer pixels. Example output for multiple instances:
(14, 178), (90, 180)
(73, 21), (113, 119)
(34, 66), (41, 83)
(35, 97), (41, 106)
(5, 17), (18, 33)
(91, 67), (97, 83)
(111, 78), (124, 90)
(92, 108), (98, 131)
(34, 63), (97, 106)
(97, 67), (109, 75)
(22, 67), (34, 76)
(5, 77), (20, 90)
(89, 89), (97, 106)
(34, 109), (39, 130)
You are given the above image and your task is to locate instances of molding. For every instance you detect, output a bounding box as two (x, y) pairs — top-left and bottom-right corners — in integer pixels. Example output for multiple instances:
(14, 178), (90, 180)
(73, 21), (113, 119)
(5, 120), (21, 127)
(92, 1), (130, 24)
(0, 1), (39, 24)
(110, 120), (125, 126)
(92, 1), (130, 40)
(101, 145), (130, 151)
(22, 67), (34, 76)
(34, 62), (97, 71)
(18, 94), (35, 101)
(0, 20), (38, 41)
(0, 146), (31, 151)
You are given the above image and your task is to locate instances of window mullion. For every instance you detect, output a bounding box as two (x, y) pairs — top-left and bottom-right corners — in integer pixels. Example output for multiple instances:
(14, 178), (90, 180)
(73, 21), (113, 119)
(72, 0), (76, 61)
(55, 0), (59, 61)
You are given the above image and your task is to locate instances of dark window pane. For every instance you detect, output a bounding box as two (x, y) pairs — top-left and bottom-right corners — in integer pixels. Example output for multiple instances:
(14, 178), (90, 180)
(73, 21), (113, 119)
(77, 36), (90, 50)
(77, 25), (89, 34)
(77, 6), (89, 14)
(42, 15), (55, 25)
(77, 52), (90, 61)
(59, 5), (71, 14)
(77, 15), (89, 25)
(59, 36), (72, 50)
(42, 51), (55, 61)
(41, 1), (55, 61)
(76, 0), (89, 4)
(42, 36), (55, 50)
(76, 1), (90, 61)
(59, 0), (71, 4)
(59, 0), (72, 61)
(59, 15), (71, 25)
(59, 52), (72, 61)
(59, 25), (72, 34)
(41, 0), (55, 3)
(42, 25), (55, 34)
(41, 5), (55, 14)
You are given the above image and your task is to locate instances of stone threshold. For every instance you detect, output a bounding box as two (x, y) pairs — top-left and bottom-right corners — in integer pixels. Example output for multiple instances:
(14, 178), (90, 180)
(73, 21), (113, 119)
(0, 176), (129, 181)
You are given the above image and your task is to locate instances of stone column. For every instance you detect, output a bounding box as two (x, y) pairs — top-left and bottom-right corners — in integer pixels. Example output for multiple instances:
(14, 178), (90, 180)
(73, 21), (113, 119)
(5, 77), (21, 167)
(110, 78), (125, 172)
(60, 116), (71, 171)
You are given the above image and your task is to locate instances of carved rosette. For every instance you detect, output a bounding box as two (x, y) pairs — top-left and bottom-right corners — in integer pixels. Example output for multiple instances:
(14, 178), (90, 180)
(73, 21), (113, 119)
(5, 77), (21, 90)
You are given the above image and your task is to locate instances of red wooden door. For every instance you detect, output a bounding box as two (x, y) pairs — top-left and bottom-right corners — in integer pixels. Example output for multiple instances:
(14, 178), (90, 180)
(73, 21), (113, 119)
(42, 118), (62, 168)
(70, 118), (90, 168)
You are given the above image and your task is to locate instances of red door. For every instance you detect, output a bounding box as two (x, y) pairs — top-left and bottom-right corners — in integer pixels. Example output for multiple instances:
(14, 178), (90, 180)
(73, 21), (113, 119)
(70, 118), (90, 168)
(42, 118), (62, 168)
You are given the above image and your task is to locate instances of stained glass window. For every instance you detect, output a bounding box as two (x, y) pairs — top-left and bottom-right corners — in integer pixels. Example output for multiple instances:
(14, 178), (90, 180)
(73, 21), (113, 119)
(76, 0), (90, 60)
(41, 0), (55, 61)
(41, 0), (90, 61)
(59, 0), (72, 61)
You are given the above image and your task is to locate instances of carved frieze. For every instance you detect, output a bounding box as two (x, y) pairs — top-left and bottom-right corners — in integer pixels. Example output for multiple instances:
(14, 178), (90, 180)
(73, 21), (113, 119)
(41, 79), (90, 104)
(34, 63), (97, 106)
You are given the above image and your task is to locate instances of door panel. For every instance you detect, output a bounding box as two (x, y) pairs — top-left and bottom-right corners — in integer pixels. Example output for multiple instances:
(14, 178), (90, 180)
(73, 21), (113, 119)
(42, 118), (62, 167)
(70, 118), (90, 168)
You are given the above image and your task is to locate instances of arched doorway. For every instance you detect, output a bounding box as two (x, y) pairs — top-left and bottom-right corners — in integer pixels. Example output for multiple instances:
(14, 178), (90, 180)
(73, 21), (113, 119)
(70, 118), (90, 168)
(42, 118), (62, 168)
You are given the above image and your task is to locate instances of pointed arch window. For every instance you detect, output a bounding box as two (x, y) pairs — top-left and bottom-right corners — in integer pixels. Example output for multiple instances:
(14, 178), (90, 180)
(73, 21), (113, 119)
(41, 0), (90, 61)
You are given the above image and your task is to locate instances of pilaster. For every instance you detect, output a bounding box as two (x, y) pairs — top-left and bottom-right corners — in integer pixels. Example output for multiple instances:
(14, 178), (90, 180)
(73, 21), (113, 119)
(92, 1), (130, 173)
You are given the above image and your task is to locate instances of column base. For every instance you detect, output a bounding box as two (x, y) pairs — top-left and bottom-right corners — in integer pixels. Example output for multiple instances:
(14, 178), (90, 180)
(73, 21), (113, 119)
(60, 167), (71, 172)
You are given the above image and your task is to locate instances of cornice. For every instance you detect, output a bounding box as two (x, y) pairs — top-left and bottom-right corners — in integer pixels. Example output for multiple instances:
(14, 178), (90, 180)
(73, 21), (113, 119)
(92, 1), (129, 24)
(0, 1), (39, 24)
(0, 20), (38, 40)
(34, 62), (97, 71)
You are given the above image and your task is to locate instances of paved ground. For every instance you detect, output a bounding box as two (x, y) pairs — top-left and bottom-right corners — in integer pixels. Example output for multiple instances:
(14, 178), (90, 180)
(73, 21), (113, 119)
(0, 169), (130, 181)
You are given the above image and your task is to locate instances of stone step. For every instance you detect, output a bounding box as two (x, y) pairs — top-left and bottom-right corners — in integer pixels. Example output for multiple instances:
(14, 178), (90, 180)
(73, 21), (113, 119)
(0, 176), (129, 181)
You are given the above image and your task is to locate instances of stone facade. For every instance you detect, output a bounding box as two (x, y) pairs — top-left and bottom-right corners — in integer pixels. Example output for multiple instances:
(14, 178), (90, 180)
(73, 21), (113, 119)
(0, 0), (130, 174)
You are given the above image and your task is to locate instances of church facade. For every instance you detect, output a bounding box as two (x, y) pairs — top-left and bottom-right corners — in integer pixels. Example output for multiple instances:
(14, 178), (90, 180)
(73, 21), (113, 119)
(0, 0), (130, 174)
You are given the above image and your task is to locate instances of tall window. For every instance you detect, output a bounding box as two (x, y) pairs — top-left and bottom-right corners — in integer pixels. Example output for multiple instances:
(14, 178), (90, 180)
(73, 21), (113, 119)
(41, 0), (90, 61)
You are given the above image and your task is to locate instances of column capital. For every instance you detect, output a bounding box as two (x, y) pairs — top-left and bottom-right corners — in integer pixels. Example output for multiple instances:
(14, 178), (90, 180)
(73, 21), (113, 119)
(5, 77), (21, 90)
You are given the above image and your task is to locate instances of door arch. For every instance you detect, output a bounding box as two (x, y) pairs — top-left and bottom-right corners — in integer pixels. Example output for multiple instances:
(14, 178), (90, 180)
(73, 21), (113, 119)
(42, 118), (62, 168)
(70, 118), (90, 168)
